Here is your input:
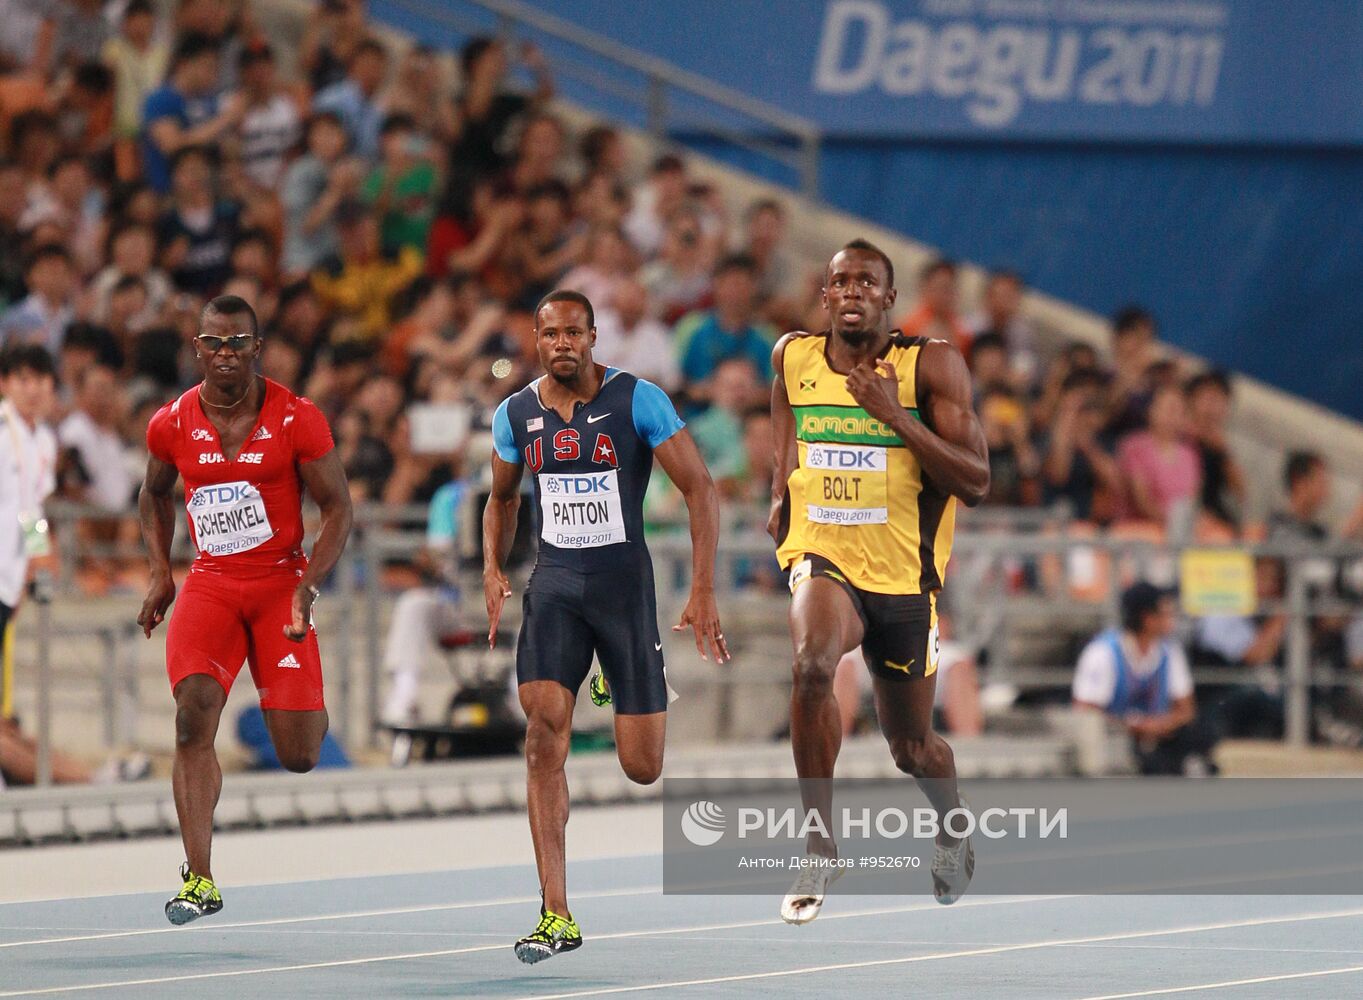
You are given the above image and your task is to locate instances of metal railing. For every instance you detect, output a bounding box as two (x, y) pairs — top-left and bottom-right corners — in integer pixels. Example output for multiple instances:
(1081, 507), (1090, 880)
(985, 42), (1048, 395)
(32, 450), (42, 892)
(6, 502), (1363, 788)
(370, 0), (823, 197)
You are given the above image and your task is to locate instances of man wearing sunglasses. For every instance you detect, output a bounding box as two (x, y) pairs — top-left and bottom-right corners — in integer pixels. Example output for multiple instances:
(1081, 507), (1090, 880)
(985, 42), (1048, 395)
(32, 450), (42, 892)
(136, 295), (353, 925)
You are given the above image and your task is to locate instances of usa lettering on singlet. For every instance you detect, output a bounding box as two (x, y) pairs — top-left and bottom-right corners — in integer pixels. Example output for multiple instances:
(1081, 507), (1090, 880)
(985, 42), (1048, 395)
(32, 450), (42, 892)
(187, 480), (274, 557)
(491, 368), (686, 570)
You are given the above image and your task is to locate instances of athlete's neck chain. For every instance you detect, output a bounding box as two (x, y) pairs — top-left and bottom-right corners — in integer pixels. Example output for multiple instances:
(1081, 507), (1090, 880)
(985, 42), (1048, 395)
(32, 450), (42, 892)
(198, 375), (257, 412)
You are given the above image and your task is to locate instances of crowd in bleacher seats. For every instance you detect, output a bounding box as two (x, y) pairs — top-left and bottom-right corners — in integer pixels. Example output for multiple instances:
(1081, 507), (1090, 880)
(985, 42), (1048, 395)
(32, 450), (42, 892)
(0, 1), (1360, 748)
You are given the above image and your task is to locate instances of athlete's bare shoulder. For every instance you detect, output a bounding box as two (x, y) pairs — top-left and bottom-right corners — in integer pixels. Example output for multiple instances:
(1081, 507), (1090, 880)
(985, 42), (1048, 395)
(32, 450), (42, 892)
(915, 336), (971, 382)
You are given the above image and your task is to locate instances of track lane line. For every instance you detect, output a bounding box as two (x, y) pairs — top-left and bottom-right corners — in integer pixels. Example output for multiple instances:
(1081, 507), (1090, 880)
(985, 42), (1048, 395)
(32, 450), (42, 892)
(0, 896), (1070, 996)
(498, 905), (1363, 1000)
(1076, 964), (1363, 999)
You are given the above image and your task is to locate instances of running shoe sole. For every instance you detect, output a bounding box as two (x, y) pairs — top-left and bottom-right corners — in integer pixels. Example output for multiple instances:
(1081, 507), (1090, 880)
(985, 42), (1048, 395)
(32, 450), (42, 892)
(164, 898), (222, 925)
(780, 865), (842, 925)
(514, 937), (582, 964)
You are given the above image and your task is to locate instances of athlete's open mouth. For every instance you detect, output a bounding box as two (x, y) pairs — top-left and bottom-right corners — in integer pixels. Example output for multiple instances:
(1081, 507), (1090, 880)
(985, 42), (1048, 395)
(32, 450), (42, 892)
(839, 309), (864, 322)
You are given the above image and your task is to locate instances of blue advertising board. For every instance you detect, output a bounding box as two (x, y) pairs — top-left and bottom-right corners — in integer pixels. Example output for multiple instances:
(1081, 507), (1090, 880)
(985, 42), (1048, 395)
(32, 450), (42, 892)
(518, 0), (1363, 147)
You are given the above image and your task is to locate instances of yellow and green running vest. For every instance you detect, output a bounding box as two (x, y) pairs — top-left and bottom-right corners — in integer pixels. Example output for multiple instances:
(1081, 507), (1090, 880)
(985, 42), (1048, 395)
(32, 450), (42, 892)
(775, 332), (956, 595)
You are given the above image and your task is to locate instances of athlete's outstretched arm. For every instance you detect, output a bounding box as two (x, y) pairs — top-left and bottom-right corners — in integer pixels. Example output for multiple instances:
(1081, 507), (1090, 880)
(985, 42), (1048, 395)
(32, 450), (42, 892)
(483, 455), (523, 648)
(845, 339), (989, 506)
(654, 429), (729, 663)
(767, 335), (798, 542)
(294, 450), (355, 641)
(137, 454), (180, 637)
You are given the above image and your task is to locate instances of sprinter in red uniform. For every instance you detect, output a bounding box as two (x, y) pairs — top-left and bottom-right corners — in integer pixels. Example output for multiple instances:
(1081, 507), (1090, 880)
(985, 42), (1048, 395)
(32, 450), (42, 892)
(137, 295), (352, 925)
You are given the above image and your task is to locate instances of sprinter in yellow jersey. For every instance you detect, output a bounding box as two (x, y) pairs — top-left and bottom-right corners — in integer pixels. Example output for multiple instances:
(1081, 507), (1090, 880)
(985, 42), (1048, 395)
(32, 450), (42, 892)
(768, 240), (989, 923)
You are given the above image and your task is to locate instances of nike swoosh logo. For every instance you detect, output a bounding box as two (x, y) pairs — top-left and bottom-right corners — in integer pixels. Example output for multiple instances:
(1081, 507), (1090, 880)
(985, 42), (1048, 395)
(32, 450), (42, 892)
(883, 658), (916, 673)
(655, 641), (663, 650)
(586, 413), (611, 424)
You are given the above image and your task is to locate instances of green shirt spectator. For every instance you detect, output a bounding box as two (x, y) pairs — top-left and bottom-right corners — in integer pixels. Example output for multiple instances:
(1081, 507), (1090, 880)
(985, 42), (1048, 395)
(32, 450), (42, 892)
(363, 114), (439, 257)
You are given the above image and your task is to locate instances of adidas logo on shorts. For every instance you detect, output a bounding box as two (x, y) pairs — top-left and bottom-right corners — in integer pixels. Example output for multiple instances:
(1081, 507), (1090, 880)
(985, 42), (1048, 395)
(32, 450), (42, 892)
(277, 653), (301, 669)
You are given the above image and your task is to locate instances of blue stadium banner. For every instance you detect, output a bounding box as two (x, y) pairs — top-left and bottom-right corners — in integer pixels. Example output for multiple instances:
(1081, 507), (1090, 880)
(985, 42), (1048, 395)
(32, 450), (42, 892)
(520, 0), (1363, 147)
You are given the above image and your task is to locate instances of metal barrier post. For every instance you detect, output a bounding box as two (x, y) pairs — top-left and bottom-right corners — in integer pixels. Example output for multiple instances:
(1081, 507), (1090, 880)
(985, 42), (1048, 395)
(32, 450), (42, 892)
(364, 530), (382, 748)
(100, 628), (116, 748)
(1284, 558), (1310, 747)
(119, 623), (139, 748)
(1102, 537), (1122, 631)
(33, 572), (53, 787)
(333, 544), (355, 749)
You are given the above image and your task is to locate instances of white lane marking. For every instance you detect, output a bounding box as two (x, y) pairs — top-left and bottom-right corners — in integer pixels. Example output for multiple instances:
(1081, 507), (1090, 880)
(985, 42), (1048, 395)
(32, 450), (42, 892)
(0, 885), (658, 951)
(499, 905), (1363, 1000)
(1076, 964), (1363, 999)
(997, 822), (1363, 866)
(1108, 861), (1363, 894)
(671, 936), (1363, 957)
(0, 944), (505, 997)
(0, 896), (1067, 996)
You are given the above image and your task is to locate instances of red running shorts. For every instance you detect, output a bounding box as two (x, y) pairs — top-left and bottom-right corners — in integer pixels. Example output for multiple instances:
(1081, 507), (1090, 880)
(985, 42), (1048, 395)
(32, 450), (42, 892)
(166, 562), (324, 711)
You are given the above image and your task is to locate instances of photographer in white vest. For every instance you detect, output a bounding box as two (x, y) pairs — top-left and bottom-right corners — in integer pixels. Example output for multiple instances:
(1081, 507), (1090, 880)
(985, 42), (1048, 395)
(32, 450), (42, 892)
(0, 344), (57, 787)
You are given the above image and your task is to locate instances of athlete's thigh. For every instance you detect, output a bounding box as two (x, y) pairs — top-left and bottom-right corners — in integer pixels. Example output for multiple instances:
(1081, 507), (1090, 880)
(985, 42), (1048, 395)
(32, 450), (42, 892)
(587, 569), (668, 716)
(517, 573), (596, 698)
(519, 679), (577, 742)
(789, 570), (865, 668)
(166, 572), (249, 697)
(871, 672), (937, 742)
(613, 711), (665, 767)
(243, 572), (326, 712)
(262, 707), (329, 756)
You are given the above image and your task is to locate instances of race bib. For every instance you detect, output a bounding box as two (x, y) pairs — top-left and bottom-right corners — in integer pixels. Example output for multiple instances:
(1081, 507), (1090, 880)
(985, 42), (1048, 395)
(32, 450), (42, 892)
(187, 480), (274, 557)
(803, 443), (888, 525)
(539, 470), (626, 548)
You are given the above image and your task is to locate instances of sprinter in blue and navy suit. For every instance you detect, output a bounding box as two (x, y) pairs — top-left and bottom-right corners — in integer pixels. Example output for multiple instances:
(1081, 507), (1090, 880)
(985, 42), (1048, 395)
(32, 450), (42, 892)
(1073, 581), (1218, 776)
(483, 289), (729, 963)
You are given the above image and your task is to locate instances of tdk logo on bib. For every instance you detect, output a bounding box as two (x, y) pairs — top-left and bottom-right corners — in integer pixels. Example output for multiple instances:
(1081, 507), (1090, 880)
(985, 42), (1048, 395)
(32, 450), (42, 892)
(543, 473), (613, 496)
(190, 482), (257, 508)
(805, 444), (887, 472)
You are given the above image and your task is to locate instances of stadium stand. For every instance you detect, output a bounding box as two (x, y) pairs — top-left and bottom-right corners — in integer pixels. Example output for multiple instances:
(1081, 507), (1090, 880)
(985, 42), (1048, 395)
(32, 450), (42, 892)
(1, 0), (1362, 817)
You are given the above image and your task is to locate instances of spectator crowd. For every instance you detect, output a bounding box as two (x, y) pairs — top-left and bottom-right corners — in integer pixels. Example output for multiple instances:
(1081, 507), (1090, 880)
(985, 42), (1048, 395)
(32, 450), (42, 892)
(0, 0), (1360, 752)
(0, 0), (803, 560)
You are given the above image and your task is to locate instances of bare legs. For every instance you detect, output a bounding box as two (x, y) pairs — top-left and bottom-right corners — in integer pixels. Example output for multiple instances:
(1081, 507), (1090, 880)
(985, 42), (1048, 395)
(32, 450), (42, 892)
(872, 672), (961, 849)
(788, 581), (962, 855)
(520, 680), (664, 917)
(171, 676), (327, 880)
(171, 676), (227, 879)
(788, 579), (864, 857)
